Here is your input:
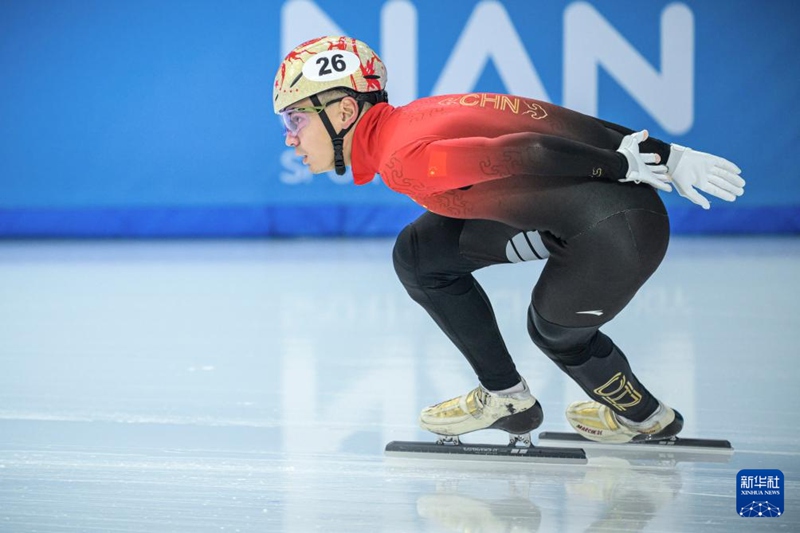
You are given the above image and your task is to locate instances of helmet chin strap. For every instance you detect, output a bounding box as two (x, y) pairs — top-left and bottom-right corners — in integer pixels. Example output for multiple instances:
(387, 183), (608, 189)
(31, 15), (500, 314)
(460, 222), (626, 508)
(310, 94), (362, 176)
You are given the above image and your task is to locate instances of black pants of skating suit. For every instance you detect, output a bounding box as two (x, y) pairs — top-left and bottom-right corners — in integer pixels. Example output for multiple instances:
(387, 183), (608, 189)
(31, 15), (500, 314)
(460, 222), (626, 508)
(393, 176), (669, 423)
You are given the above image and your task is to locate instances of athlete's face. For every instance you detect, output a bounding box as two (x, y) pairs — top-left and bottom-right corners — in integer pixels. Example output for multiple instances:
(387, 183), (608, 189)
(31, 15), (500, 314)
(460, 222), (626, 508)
(282, 97), (343, 174)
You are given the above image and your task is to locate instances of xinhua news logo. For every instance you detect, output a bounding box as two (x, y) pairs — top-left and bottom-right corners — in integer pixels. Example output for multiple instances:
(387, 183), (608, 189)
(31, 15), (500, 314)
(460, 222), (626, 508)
(737, 469), (784, 518)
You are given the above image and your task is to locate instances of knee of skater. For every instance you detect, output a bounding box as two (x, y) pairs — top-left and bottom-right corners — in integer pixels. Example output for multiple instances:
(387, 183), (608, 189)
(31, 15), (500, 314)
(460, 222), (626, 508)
(392, 224), (421, 284)
(393, 222), (474, 294)
(393, 223), (443, 290)
(527, 306), (609, 366)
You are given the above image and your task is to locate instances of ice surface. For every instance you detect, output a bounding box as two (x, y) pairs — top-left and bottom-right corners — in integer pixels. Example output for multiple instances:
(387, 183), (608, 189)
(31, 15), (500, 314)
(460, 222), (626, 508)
(1, 237), (798, 532)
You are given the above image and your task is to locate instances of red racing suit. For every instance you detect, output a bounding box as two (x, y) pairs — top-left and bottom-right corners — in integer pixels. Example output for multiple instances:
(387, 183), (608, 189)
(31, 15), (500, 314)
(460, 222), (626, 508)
(351, 93), (669, 218)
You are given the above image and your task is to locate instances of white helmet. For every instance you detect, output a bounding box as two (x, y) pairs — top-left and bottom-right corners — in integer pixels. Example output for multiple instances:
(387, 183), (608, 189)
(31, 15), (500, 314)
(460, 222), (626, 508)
(273, 36), (387, 113)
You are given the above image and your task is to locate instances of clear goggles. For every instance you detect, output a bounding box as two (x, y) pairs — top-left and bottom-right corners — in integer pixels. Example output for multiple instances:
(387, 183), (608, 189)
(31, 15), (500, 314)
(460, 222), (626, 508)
(280, 96), (345, 136)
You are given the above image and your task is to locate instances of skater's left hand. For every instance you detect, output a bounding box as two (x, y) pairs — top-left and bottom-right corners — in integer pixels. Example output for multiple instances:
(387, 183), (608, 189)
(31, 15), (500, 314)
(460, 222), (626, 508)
(666, 144), (745, 210)
(616, 130), (672, 192)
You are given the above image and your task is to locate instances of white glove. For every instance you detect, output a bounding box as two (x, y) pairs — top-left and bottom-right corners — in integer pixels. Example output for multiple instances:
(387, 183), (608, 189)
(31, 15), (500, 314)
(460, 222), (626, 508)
(616, 130), (672, 192)
(666, 144), (745, 210)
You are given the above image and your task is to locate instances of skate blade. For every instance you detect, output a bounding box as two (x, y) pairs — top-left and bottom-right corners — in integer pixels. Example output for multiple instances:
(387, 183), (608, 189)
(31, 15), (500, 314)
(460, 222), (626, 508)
(384, 440), (587, 465)
(537, 431), (733, 464)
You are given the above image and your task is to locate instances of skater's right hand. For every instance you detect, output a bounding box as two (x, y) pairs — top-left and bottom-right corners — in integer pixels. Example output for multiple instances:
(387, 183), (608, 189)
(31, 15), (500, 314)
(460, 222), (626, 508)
(666, 144), (745, 210)
(616, 130), (673, 193)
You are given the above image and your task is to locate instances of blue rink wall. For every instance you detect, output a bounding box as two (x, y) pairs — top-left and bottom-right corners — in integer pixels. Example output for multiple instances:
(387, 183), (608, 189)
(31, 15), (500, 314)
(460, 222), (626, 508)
(1, 0), (799, 237)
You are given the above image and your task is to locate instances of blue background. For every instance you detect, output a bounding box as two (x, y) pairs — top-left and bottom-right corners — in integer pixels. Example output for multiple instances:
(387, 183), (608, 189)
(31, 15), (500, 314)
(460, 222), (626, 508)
(1, 0), (798, 237)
